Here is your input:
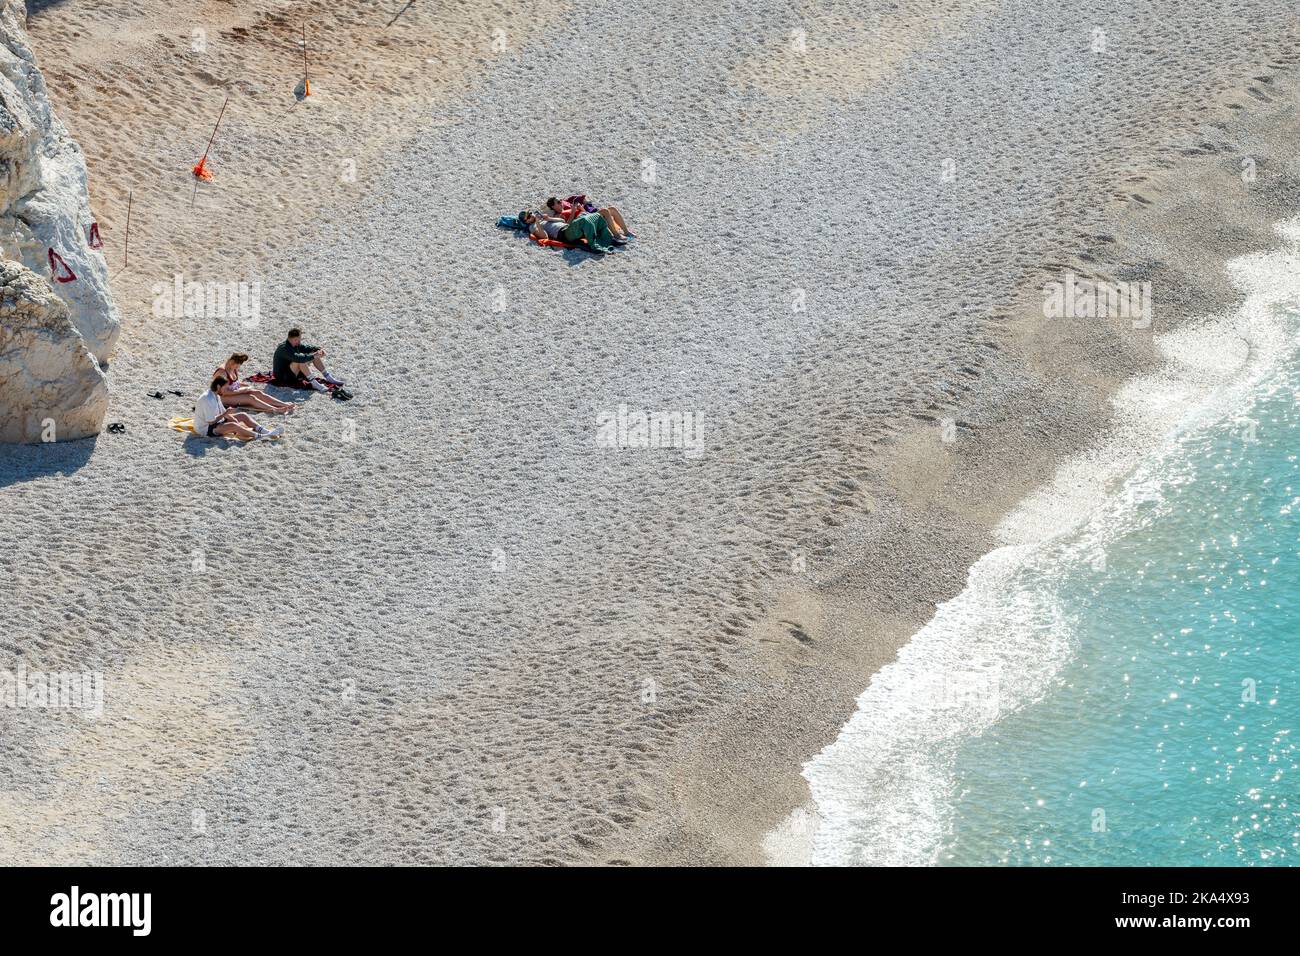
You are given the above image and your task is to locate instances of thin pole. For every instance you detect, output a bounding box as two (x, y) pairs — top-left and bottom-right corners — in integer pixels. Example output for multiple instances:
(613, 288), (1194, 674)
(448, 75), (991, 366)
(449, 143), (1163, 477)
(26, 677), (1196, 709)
(123, 190), (132, 269)
(199, 94), (230, 170)
(302, 23), (309, 87)
(386, 1), (415, 29)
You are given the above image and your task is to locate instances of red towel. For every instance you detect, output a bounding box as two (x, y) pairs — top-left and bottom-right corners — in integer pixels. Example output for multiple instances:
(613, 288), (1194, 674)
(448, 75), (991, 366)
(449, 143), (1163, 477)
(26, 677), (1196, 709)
(529, 234), (580, 251)
(246, 371), (341, 392)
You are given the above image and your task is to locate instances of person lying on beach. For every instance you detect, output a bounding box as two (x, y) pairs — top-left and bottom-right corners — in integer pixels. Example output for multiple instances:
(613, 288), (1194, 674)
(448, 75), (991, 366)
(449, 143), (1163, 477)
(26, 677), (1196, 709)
(561, 194), (597, 214)
(273, 327), (346, 392)
(194, 375), (281, 441)
(522, 209), (620, 255)
(214, 353), (295, 414)
(545, 196), (633, 241)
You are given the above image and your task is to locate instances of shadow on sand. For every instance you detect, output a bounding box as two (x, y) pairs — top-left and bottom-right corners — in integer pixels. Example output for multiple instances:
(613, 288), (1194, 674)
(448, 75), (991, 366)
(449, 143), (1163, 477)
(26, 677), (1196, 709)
(180, 432), (242, 457)
(495, 227), (611, 268)
(25, 0), (72, 16)
(0, 434), (97, 490)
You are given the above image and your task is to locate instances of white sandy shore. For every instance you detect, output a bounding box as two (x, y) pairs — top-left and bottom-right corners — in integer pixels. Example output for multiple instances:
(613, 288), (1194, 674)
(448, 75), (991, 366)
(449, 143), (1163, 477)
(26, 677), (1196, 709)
(2, 1), (1300, 864)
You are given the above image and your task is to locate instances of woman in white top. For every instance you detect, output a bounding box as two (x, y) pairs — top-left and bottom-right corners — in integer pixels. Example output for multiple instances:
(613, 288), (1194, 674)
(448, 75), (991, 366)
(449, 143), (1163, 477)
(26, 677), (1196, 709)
(194, 375), (277, 440)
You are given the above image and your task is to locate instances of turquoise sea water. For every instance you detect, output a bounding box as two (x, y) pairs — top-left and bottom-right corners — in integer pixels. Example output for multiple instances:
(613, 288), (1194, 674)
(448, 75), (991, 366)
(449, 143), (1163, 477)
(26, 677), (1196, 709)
(941, 311), (1299, 865)
(801, 225), (1300, 867)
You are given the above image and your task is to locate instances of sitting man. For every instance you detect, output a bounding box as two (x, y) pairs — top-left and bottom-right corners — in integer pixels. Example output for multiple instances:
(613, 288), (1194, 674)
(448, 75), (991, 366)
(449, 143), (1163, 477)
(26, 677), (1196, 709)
(272, 327), (345, 392)
(194, 374), (280, 441)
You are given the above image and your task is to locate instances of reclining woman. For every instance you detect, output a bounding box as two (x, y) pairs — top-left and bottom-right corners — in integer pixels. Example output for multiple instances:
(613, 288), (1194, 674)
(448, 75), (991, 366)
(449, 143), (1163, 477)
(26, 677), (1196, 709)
(522, 209), (619, 255)
(546, 195), (633, 241)
(213, 353), (295, 415)
(194, 374), (281, 441)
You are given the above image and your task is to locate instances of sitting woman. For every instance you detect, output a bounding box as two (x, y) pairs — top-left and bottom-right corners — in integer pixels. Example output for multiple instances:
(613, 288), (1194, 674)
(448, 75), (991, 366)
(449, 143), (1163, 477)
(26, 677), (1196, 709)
(213, 353), (295, 414)
(521, 209), (619, 255)
(545, 195), (633, 241)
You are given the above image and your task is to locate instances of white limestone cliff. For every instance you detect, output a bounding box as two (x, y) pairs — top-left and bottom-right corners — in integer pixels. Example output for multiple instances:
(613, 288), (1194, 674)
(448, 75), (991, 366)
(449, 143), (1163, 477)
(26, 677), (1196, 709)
(0, 258), (107, 442)
(0, 0), (118, 367)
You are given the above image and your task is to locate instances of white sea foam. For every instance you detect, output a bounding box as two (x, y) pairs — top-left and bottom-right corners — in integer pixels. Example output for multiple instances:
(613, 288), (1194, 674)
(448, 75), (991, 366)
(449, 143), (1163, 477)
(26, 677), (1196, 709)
(770, 219), (1300, 866)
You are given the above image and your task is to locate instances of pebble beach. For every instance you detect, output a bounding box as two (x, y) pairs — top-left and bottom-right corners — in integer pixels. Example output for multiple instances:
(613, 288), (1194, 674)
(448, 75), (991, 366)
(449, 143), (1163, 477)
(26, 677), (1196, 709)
(2, 0), (1300, 865)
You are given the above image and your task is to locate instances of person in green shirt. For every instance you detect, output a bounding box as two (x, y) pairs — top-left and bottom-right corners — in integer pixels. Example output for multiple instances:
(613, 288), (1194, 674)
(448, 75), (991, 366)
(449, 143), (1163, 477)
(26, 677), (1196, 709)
(521, 210), (619, 255)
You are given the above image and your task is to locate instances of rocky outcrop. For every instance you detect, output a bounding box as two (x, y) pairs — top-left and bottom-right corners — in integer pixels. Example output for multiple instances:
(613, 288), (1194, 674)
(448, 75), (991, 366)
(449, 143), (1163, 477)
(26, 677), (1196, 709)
(0, 257), (107, 442)
(0, 0), (118, 365)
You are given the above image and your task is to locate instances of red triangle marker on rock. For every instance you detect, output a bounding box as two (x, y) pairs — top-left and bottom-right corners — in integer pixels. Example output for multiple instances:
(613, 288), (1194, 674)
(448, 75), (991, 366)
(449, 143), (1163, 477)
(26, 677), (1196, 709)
(48, 248), (77, 283)
(88, 222), (103, 249)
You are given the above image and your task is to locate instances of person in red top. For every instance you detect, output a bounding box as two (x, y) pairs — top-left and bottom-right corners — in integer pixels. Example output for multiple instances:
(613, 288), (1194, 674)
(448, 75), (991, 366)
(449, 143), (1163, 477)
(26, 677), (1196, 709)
(545, 195), (634, 242)
(214, 352), (296, 414)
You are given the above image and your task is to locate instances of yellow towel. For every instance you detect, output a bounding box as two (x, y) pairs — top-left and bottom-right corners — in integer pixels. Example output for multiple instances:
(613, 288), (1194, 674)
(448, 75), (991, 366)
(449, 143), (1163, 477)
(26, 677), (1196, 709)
(169, 416), (277, 441)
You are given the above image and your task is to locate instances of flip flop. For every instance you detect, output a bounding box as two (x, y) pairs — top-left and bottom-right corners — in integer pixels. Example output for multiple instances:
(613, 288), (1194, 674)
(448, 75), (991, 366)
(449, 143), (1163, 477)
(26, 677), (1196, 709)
(106, 422), (126, 434)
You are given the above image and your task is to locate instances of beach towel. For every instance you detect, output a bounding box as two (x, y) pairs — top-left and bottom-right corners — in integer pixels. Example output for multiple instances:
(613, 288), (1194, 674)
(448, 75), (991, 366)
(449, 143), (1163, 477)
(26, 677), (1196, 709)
(245, 371), (351, 400)
(504, 216), (602, 254)
(168, 416), (276, 441)
(529, 233), (582, 251)
(246, 371), (337, 390)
